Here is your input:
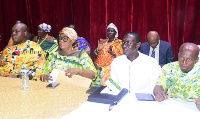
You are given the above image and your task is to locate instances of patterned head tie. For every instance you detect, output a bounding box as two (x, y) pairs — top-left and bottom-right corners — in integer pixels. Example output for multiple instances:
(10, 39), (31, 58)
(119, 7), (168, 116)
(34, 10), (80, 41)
(73, 38), (91, 55)
(60, 27), (77, 43)
(39, 23), (51, 33)
(107, 23), (118, 38)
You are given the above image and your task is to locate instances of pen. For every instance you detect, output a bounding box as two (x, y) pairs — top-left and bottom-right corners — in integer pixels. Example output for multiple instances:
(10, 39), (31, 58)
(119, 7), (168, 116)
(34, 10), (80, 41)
(109, 101), (118, 111)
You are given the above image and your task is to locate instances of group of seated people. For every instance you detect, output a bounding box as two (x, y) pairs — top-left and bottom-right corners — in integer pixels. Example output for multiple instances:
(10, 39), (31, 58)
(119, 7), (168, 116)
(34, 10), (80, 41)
(0, 22), (199, 111)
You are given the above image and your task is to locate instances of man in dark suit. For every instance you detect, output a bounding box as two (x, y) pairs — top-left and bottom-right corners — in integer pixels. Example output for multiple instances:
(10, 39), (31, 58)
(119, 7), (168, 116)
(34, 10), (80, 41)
(139, 31), (174, 67)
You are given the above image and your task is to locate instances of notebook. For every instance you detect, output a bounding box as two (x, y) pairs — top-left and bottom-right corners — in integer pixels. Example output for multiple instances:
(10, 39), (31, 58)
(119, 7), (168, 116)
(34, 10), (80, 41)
(135, 93), (156, 101)
(87, 86), (128, 104)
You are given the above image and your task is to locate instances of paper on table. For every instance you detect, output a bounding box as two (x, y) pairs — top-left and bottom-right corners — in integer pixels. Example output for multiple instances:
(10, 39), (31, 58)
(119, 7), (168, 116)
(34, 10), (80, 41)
(49, 69), (61, 83)
(105, 78), (122, 95)
(100, 87), (119, 95)
(56, 71), (92, 88)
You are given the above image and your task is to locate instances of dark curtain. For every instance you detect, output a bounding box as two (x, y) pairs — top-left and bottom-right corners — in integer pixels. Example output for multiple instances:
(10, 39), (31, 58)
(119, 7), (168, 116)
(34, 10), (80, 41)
(0, 0), (200, 60)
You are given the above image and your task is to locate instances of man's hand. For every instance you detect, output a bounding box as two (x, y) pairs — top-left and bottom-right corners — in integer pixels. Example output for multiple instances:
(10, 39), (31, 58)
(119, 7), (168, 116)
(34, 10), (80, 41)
(153, 85), (168, 102)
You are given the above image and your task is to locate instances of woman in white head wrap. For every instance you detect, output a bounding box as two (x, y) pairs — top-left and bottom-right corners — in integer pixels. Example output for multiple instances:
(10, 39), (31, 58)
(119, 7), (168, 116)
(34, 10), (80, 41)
(91, 23), (123, 87)
(32, 23), (58, 57)
(40, 27), (97, 82)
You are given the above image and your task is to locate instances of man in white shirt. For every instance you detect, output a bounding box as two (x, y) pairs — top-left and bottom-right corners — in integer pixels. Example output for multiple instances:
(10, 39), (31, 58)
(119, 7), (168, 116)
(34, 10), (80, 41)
(111, 32), (162, 94)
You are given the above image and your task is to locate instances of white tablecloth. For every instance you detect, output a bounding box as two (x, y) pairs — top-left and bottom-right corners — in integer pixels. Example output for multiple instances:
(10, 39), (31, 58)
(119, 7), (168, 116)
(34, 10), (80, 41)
(62, 93), (199, 119)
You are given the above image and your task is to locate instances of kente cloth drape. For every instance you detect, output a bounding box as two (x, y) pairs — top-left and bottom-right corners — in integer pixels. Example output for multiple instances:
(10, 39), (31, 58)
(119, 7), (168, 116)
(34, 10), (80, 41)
(0, 0), (200, 60)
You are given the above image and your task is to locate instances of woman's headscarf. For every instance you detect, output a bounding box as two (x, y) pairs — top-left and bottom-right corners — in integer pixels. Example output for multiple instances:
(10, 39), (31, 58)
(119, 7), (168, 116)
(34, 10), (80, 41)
(73, 38), (91, 55)
(39, 23), (51, 33)
(60, 27), (77, 43)
(107, 23), (118, 38)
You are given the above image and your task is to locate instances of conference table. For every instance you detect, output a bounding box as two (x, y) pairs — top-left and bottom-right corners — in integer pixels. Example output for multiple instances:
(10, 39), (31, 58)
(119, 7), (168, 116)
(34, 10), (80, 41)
(1, 76), (199, 119)
(63, 92), (200, 119)
(0, 76), (89, 118)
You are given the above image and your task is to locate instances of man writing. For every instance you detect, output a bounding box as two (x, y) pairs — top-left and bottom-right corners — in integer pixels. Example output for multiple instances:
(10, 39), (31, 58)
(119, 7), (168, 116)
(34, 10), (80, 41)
(139, 31), (174, 67)
(0, 23), (45, 80)
(153, 43), (200, 111)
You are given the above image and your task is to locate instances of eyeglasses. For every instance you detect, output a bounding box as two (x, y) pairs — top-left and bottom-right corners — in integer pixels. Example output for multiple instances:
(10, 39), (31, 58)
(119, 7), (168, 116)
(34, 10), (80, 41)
(122, 41), (134, 47)
(58, 36), (70, 42)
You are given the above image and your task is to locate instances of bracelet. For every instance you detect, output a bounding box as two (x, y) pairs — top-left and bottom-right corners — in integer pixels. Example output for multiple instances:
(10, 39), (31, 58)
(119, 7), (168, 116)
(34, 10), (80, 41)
(96, 48), (100, 52)
(94, 49), (100, 55)
(79, 69), (83, 75)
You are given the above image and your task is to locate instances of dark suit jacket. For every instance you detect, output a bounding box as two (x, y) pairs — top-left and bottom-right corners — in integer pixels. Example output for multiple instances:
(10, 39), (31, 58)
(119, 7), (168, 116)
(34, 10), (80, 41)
(139, 40), (174, 67)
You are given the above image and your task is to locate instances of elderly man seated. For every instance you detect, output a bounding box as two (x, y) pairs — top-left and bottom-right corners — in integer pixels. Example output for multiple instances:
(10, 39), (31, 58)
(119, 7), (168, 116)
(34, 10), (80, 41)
(0, 23), (45, 81)
(153, 43), (200, 111)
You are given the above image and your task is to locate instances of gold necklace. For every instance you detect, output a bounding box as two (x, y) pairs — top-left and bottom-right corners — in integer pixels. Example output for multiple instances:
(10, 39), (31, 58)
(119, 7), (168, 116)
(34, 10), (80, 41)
(37, 34), (48, 45)
(103, 38), (116, 55)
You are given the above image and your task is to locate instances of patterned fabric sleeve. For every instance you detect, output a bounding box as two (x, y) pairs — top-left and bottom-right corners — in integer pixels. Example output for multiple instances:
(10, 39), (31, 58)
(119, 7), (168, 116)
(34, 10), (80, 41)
(33, 49), (46, 81)
(113, 39), (123, 57)
(43, 53), (54, 75)
(24, 41), (46, 81)
(79, 52), (97, 79)
(155, 63), (174, 92)
(48, 37), (58, 53)
(39, 37), (58, 54)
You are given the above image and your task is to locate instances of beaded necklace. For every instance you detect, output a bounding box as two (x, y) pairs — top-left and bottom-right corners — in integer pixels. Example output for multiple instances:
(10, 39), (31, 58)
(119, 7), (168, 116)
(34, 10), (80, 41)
(37, 34), (48, 46)
(103, 38), (116, 55)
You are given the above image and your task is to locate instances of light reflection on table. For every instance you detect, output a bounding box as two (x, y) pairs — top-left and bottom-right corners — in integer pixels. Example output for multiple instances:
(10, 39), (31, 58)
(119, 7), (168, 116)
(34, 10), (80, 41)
(0, 76), (89, 118)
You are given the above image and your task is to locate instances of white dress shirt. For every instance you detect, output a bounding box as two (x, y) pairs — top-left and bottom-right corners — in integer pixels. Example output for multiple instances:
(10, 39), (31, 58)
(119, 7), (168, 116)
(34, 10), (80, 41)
(111, 52), (162, 94)
(149, 40), (160, 64)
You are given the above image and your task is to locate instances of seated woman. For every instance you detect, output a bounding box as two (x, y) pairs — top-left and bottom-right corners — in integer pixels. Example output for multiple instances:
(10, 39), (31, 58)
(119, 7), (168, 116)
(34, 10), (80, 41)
(32, 23), (58, 57)
(68, 24), (91, 55)
(40, 27), (96, 82)
(91, 23), (123, 87)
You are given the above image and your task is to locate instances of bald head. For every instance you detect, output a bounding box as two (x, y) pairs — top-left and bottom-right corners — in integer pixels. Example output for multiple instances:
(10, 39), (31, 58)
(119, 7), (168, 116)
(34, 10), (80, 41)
(147, 31), (159, 48)
(11, 23), (27, 45)
(17, 23), (27, 32)
(179, 43), (199, 59)
(178, 43), (199, 73)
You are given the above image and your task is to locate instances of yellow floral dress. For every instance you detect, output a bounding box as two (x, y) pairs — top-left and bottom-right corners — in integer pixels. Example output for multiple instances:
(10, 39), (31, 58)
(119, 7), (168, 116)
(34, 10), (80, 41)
(156, 61), (200, 99)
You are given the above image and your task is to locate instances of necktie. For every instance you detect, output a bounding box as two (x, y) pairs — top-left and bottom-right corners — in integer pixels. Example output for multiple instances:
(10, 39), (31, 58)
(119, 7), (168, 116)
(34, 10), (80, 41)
(151, 48), (155, 58)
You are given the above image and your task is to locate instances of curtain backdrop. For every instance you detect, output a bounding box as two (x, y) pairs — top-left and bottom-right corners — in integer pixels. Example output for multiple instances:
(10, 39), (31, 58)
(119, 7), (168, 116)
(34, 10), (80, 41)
(0, 0), (200, 60)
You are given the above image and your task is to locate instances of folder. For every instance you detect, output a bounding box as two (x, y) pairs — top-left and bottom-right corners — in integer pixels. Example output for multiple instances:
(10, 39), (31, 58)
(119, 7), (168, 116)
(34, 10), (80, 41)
(87, 86), (128, 104)
(135, 93), (156, 101)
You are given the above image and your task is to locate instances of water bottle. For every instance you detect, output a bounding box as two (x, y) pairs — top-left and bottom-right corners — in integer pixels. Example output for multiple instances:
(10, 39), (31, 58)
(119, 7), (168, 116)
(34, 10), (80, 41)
(21, 65), (29, 89)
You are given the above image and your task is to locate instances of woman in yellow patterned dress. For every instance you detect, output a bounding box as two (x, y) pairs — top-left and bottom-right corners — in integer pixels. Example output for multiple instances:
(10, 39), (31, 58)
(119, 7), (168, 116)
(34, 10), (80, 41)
(91, 23), (123, 87)
(40, 27), (96, 82)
